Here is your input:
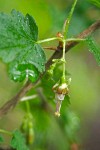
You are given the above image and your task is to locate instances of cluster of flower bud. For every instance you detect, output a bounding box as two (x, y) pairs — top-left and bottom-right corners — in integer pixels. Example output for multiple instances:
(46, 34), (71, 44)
(20, 113), (34, 145)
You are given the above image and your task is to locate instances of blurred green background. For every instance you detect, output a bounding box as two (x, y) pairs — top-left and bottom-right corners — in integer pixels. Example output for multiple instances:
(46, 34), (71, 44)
(0, 0), (100, 149)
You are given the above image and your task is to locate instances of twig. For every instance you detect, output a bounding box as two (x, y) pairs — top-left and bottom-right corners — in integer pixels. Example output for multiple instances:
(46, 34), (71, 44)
(0, 80), (34, 117)
(0, 20), (100, 117)
(20, 95), (37, 102)
(43, 46), (57, 51)
(46, 20), (100, 69)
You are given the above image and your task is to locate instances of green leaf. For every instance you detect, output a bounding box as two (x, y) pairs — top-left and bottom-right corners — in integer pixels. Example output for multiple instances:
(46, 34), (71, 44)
(88, 0), (100, 8)
(63, 0), (78, 38)
(25, 14), (38, 41)
(10, 130), (29, 150)
(62, 109), (80, 142)
(0, 10), (46, 82)
(0, 135), (4, 143)
(9, 44), (45, 82)
(86, 37), (100, 65)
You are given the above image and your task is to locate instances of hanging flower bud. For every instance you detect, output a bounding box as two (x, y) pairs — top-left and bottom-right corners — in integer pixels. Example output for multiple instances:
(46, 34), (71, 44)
(20, 113), (34, 145)
(20, 116), (28, 133)
(52, 82), (69, 117)
(27, 121), (34, 145)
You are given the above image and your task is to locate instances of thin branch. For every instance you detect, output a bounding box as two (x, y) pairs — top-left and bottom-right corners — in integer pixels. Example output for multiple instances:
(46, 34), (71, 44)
(46, 20), (100, 69)
(43, 46), (57, 51)
(20, 95), (37, 102)
(0, 81), (34, 117)
(0, 20), (100, 118)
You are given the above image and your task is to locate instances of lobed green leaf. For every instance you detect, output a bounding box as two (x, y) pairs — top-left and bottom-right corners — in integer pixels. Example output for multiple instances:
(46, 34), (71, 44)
(10, 130), (29, 150)
(9, 44), (45, 82)
(0, 10), (46, 82)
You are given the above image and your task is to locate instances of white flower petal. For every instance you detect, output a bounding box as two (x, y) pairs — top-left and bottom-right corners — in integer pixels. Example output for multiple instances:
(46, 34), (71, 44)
(55, 93), (65, 101)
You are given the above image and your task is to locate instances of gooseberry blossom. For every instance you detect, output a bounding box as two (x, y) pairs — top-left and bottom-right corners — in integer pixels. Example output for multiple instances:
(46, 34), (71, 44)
(52, 82), (69, 117)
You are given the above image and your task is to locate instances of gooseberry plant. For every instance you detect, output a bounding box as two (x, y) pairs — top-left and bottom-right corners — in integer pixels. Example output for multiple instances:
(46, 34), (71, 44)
(0, 0), (100, 149)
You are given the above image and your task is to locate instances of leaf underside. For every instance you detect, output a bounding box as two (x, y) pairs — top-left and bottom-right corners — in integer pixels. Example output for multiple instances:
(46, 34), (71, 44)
(0, 9), (46, 82)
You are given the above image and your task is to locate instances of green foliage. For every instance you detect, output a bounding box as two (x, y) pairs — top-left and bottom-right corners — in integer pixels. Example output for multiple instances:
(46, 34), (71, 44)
(86, 37), (100, 65)
(0, 135), (4, 143)
(62, 109), (80, 143)
(0, 9), (46, 82)
(64, 0), (78, 38)
(88, 0), (100, 7)
(10, 130), (29, 150)
(9, 44), (45, 82)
